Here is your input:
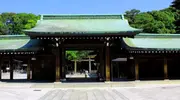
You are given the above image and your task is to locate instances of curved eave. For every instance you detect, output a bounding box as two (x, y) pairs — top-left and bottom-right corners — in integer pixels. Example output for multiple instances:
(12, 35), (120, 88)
(25, 30), (142, 37)
(0, 36), (42, 53)
(122, 37), (180, 51)
(24, 17), (142, 36)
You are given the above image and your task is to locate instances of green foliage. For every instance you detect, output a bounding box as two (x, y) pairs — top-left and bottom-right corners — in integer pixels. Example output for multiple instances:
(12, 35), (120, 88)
(124, 9), (140, 24)
(131, 12), (154, 28)
(125, 8), (177, 33)
(0, 13), (39, 35)
(171, 0), (180, 33)
(66, 51), (78, 60)
(66, 51), (92, 60)
(172, 0), (180, 10)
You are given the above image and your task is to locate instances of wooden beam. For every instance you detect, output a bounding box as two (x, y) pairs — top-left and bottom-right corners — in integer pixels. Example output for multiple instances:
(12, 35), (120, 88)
(63, 44), (104, 48)
(135, 59), (139, 80)
(164, 58), (168, 79)
(71, 59), (95, 62)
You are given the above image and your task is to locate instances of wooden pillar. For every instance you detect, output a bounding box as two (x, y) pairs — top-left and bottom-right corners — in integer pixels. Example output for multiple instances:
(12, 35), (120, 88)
(89, 57), (91, 73)
(135, 59), (139, 80)
(55, 48), (60, 82)
(74, 60), (77, 73)
(164, 58), (168, 79)
(10, 57), (13, 80)
(105, 42), (111, 81)
(99, 48), (104, 78)
(0, 57), (2, 80)
(27, 58), (31, 80)
(61, 47), (66, 79)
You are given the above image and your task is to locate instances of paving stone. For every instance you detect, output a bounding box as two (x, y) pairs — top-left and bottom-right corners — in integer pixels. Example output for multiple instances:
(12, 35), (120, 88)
(1, 82), (180, 100)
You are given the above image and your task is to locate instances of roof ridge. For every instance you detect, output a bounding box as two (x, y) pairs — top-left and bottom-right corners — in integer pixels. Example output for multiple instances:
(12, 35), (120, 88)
(41, 14), (124, 20)
(135, 33), (180, 38)
(0, 35), (30, 40)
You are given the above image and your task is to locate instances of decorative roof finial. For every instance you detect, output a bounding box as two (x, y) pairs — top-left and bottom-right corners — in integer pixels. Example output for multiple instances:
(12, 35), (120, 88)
(121, 15), (125, 20)
(40, 15), (43, 20)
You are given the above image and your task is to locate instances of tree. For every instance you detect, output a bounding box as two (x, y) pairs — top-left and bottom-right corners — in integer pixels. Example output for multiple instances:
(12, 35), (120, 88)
(15, 13), (39, 34)
(150, 10), (176, 33)
(172, 0), (180, 33)
(172, 0), (180, 10)
(66, 51), (91, 61)
(0, 13), (16, 35)
(0, 15), (4, 35)
(125, 8), (177, 33)
(0, 13), (39, 35)
(17, 13), (39, 30)
(132, 12), (154, 30)
(124, 9), (140, 24)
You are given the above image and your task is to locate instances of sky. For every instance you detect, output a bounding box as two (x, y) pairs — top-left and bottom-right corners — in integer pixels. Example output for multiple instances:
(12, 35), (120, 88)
(0, 0), (173, 15)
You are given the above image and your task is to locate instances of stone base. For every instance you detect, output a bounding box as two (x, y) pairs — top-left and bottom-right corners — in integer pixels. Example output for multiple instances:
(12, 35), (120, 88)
(164, 79), (169, 81)
(60, 79), (67, 82)
(54, 82), (62, 84)
(105, 81), (112, 84)
(135, 80), (140, 82)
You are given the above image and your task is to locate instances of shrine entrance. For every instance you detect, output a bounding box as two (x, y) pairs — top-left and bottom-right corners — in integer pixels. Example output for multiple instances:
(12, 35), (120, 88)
(65, 50), (97, 77)
(24, 14), (141, 82)
(57, 41), (106, 82)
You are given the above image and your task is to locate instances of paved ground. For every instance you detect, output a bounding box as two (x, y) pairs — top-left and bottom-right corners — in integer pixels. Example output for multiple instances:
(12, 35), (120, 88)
(1, 85), (180, 100)
(39, 86), (180, 100)
(0, 88), (50, 100)
(1, 72), (180, 99)
(1, 80), (180, 100)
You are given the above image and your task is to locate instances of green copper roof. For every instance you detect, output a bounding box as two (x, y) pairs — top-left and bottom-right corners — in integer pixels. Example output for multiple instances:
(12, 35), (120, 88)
(123, 33), (180, 50)
(24, 14), (142, 35)
(0, 35), (41, 52)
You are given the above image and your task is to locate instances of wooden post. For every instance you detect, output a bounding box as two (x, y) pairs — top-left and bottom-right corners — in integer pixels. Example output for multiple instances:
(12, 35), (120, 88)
(105, 42), (111, 81)
(135, 59), (139, 80)
(55, 48), (60, 82)
(89, 57), (91, 73)
(164, 58), (168, 79)
(74, 60), (77, 73)
(10, 57), (13, 80)
(0, 57), (2, 80)
(61, 47), (66, 79)
(99, 48), (104, 78)
(27, 58), (31, 80)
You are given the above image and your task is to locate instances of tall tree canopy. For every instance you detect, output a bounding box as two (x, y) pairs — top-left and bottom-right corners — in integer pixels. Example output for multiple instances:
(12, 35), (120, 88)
(125, 8), (177, 33)
(172, 0), (180, 10)
(124, 9), (140, 25)
(172, 0), (180, 33)
(0, 13), (39, 35)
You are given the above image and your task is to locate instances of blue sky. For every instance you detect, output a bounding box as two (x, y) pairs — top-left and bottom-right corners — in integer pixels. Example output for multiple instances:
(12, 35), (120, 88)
(0, 0), (173, 14)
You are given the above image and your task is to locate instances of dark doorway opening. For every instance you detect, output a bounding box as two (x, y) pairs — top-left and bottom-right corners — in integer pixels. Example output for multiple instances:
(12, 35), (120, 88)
(168, 59), (180, 79)
(139, 59), (164, 80)
(112, 58), (134, 81)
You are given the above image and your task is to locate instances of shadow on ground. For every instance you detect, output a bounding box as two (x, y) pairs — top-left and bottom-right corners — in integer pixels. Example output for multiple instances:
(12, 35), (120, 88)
(0, 79), (54, 83)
